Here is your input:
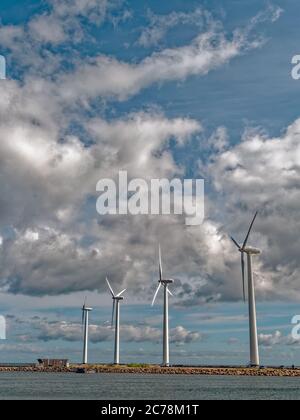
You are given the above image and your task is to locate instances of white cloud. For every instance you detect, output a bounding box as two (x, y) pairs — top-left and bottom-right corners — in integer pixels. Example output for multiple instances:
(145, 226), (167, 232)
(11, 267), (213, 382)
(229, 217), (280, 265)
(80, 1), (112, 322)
(258, 330), (300, 348)
(0, 93), (200, 228)
(203, 126), (229, 153)
(35, 319), (201, 345)
(0, 104), (204, 297)
(24, 230), (39, 242)
(50, 0), (109, 19)
(138, 8), (207, 48)
(56, 4), (283, 104)
(0, 0), (120, 76)
(170, 326), (201, 345)
(31, 0), (111, 45)
(29, 14), (67, 44)
(251, 4), (283, 25)
(0, 343), (42, 353)
(205, 118), (300, 301)
(258, 330), (283, 347)
(59, 30), (248, 102)
(138, 5), (283, 49)
(0, 3), (288, 306)
(0, 3), (275, 100)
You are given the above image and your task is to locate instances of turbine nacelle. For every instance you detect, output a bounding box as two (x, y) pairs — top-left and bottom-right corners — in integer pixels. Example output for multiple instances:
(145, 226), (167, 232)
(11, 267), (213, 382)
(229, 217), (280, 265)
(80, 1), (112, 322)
(106, 277), (127, 329)
(243, 246), (261, 255)
(105, 277), (127, 365)
(106, 277), (127, 300)
(152, 245), (175, 367)
(152, 246), (175, 306)
(231, 214), (261, 367)
(83, 307), (93, 311)
(160, 279), (174, 285)
(230, 211), (260, 302)
(113, 296), (124, 301)
(82, 297), (93, 324)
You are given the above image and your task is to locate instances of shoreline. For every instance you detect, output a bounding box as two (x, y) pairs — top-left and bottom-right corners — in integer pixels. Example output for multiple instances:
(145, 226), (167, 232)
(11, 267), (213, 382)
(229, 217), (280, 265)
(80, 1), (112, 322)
(0, 365), (300, 377)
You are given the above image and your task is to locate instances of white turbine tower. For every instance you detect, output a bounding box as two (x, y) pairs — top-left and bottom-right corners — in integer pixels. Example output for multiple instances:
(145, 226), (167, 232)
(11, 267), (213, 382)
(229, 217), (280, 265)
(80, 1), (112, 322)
(106, 278), (126, 365)
(152, 245), (174, 367)
(82, 299), (93, 365)
(231, 211), (261, 367)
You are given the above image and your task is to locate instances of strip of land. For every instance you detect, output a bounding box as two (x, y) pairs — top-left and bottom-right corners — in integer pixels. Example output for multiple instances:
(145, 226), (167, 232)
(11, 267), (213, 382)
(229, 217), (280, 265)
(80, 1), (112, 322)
(0, 365), (300, 377)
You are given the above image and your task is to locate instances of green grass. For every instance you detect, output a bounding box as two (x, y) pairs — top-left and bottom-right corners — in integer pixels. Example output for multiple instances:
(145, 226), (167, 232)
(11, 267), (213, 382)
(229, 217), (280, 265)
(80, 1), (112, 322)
(126, 363), (150, 368)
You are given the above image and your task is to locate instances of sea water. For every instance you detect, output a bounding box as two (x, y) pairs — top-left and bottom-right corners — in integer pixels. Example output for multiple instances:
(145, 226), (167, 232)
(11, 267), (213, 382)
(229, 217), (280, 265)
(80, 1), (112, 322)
(0, 372), (299, 400)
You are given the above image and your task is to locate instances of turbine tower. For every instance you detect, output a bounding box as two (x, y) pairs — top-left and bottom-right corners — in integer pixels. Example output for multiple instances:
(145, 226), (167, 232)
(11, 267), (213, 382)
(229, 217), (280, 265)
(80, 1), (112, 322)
(152, 245), (174, 367)
(106, 278), (126, 365)
(231, 211), (261, 367)
(82, 299), (93, 365)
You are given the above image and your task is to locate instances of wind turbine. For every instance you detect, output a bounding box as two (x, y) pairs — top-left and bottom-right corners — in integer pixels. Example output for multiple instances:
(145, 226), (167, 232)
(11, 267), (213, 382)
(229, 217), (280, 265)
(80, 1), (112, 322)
(231, 211), (261, 367)
(152, 245), (174, 367)
(106, 278), (126, 365)
(82, 298), (93, 365)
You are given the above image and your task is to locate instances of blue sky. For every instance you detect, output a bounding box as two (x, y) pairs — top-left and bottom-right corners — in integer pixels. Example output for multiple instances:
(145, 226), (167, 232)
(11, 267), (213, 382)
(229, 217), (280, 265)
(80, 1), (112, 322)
(0, 0), (300, 366)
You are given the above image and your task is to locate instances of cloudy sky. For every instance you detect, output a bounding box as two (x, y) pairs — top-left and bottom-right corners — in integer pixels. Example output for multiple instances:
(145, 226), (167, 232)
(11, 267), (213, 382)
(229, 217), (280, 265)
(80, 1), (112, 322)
(0, 0), (300, 366)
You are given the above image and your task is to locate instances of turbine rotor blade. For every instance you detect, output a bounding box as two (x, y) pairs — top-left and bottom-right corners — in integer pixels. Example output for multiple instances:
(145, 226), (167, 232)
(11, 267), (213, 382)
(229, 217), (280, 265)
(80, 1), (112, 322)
(82, 296), (87, 327)
(111, 299), (116, 327)
(106, 277), (115, 297)
(241, 253), (246, 302)
(116, 289), (127, 297)
(159, 244), (163, 282)
(152, 283), (162, 306)
(167, 288), (173, 297)
(82, 308), (85, 326)
(231, 237), (240, 249)
(242, 211), (258, 250)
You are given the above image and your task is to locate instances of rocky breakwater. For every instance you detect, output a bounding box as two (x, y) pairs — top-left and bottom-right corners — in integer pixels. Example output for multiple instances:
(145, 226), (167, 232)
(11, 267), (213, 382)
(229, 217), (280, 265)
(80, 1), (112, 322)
(1, 365), (300, 377)
(80, 365), (300, 377)
(0, 366), (75, 373)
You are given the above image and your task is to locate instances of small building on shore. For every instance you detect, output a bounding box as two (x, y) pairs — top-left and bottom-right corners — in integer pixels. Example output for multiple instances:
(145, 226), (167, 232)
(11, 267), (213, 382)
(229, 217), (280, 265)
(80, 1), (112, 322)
(37, 359), (69, 368)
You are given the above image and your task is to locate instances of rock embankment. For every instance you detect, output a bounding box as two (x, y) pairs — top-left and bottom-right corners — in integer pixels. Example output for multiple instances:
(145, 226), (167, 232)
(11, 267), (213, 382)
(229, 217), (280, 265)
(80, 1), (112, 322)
(1, 365), (300, 377)
(0, 366), (73, 373)
(86, 365), (300, 377)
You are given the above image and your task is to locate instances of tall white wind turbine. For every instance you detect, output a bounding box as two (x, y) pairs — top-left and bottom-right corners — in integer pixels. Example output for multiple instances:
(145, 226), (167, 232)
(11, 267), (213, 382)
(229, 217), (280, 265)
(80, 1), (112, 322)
(106, 278), (126, 365)
(231, 212), (261, 367)
(82, 298), (93, 365)
(152, 245), (174, 367)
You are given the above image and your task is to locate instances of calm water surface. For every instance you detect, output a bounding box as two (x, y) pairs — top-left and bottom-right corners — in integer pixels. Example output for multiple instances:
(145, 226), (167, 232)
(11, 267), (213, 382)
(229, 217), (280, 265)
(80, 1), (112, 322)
(0, 372), (299, 400)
